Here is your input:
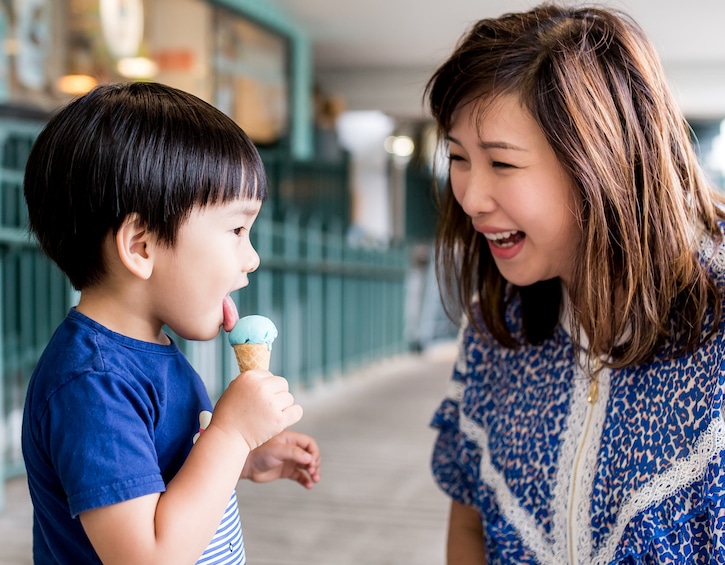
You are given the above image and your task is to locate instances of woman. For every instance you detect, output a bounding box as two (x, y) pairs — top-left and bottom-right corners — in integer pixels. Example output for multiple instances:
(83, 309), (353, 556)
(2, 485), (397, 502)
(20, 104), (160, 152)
(427, 4), (725, 564)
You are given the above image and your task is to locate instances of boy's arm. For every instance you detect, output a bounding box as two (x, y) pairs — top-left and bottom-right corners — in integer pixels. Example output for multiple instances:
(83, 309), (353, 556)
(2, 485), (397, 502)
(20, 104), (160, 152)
(447, 500), (487, 565)
(80, 368), (302, 565)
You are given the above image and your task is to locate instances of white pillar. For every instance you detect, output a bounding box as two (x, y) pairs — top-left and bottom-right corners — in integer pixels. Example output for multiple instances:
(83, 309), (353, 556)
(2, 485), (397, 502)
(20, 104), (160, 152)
(336, 111), (394, 245)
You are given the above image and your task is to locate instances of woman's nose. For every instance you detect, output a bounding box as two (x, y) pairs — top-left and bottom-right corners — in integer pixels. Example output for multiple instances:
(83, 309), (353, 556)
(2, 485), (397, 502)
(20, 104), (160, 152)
(457, 170), (496, 217)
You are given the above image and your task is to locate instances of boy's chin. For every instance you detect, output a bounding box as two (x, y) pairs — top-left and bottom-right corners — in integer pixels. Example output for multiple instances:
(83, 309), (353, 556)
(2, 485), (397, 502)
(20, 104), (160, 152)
(171, 324), (221, 343)
(198, 327), (224, 342)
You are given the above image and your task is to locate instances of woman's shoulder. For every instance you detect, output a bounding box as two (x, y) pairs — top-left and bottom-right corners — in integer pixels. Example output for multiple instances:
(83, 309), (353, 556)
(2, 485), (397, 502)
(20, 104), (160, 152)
(699, 220), (725, 277)
(460, 292), (569, 371)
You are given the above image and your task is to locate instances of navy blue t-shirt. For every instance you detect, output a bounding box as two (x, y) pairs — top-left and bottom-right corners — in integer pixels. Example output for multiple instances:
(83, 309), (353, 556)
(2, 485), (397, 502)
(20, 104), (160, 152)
(21, 309), (245, 564)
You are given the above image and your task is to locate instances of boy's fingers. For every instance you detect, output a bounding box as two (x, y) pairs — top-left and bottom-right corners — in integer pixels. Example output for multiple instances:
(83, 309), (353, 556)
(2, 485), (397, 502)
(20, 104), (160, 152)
(288, 445), (314, 465)
(284, 404), (304, 425)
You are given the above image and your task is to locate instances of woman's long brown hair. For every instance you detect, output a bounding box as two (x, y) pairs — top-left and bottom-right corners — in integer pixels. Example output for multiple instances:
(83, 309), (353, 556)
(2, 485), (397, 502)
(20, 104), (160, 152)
(426, 4), (725, 367)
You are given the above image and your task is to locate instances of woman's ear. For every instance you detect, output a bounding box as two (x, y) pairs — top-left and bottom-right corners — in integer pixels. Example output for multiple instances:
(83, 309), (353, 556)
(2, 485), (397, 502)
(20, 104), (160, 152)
(115, 213), (154, 280)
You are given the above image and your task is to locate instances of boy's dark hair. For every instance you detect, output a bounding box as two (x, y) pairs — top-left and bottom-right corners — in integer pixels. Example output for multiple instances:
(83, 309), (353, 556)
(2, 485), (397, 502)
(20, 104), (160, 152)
(24, 81), (268, 290)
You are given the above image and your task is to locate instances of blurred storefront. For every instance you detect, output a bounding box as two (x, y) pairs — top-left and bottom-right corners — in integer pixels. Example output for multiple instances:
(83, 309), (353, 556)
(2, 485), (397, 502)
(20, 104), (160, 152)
(0, 0), (290, 139)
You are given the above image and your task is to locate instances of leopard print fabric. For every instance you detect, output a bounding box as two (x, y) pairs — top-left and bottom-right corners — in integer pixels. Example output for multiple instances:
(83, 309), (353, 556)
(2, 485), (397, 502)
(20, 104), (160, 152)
(431, 231), (725, 564)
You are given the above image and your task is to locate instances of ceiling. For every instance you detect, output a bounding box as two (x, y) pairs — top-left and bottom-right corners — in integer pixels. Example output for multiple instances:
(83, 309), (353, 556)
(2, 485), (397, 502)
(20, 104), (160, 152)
(268, 0), (725, 121)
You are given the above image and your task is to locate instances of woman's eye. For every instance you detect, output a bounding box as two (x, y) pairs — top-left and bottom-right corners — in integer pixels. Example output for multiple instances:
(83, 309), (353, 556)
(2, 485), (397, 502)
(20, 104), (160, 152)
(448, 154), (465, 163)
(492, 161), (515, 169)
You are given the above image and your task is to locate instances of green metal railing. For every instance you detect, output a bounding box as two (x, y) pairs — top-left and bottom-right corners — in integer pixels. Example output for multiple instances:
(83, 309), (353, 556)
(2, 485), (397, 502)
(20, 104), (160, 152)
(0, 119), (66, 510)
(0, 119), (409, 510)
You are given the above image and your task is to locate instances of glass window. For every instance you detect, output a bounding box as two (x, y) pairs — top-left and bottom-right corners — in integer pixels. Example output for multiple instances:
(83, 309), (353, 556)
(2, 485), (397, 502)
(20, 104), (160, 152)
(212, 6), (289, 145)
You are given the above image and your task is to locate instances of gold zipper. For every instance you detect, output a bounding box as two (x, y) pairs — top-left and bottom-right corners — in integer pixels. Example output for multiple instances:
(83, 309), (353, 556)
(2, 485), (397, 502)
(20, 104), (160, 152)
(570, 356), (602, 561)
(586, 358), (602, 404)
(586, 379), (599, 403)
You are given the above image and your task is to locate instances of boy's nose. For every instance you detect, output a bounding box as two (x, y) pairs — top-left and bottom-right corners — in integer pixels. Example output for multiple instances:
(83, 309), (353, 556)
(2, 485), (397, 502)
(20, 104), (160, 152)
(244, 247), (260, 273)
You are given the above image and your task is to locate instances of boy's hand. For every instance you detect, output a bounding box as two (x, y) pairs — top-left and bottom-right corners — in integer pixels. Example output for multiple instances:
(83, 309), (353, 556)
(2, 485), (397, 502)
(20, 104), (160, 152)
(241, 430), (321, 488)
(209, 369), (303, 452)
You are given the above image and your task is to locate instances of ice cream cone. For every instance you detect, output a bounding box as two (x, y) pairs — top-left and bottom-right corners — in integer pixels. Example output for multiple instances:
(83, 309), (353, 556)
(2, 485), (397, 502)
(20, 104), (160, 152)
(233, 343), (271, 371)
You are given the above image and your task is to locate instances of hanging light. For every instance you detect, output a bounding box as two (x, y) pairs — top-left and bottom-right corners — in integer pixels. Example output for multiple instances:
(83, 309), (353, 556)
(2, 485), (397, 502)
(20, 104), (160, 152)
(384, 135), (415, 157)
(117, 57), (158, 79)
(56, 74), (97, 95)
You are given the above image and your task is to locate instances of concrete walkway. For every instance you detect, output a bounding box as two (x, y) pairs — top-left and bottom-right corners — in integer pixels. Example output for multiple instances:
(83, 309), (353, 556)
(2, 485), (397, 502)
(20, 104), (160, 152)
(0, 342), (456, 564)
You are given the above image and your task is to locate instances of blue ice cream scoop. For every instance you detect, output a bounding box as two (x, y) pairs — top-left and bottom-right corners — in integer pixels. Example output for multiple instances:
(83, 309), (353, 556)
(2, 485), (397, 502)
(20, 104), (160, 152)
(228, 315), (278, 351)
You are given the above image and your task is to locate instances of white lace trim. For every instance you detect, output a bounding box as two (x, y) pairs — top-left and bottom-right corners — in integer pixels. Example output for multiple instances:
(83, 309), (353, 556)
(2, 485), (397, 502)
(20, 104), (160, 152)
(455, 314), (469, 375)
(448, 246), (725, 563)
(444, 320), (468, 402)
(698, 230), (725, 273)
(459, 405), (725, 565)
(591, 414), (725, 565)
(549, 367), (588, 559)
(460, 412), (556, 563)
(573, 370), (610, 563)
(446, 380), (465, 402)
(548, 362), (611, 564)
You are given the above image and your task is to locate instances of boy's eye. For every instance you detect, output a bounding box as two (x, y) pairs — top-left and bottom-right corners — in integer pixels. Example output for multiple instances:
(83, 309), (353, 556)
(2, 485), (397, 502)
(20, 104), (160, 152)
(233, 227), (245, 236)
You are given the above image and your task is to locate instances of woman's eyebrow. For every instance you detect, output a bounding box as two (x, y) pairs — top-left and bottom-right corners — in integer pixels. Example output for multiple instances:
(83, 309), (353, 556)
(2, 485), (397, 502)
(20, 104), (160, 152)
(445, 134), (526, 151)
(478, 140), (527, 151)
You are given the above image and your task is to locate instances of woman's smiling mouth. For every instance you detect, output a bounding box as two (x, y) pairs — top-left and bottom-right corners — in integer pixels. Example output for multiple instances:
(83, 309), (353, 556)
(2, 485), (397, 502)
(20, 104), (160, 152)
(483, 230), (525, 248)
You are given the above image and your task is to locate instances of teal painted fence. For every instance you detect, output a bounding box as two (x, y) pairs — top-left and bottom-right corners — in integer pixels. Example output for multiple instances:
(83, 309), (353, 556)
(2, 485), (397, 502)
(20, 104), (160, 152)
(0, 120), (409, 510)
(0, 119), (64, 511)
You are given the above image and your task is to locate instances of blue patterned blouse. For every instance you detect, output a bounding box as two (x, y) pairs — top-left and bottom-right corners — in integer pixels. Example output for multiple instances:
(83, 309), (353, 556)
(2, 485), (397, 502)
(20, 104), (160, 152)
(431, 234), (725, 564)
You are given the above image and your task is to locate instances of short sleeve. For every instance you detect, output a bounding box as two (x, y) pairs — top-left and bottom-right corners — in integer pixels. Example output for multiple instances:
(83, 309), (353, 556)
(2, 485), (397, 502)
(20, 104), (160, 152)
(42, 371), (166, 517)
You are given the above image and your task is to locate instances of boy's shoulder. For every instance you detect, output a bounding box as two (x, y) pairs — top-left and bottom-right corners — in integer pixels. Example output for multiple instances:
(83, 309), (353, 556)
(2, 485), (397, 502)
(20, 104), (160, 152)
(30, 308), (187, 397)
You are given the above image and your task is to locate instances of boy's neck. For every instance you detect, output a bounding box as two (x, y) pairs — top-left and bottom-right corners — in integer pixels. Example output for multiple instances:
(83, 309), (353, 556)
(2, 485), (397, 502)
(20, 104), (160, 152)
(76, 289), (170, 345)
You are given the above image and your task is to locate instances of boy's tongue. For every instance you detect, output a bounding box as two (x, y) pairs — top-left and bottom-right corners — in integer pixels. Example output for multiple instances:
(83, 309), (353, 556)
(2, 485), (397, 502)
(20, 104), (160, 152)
(222, 295), (240, 332)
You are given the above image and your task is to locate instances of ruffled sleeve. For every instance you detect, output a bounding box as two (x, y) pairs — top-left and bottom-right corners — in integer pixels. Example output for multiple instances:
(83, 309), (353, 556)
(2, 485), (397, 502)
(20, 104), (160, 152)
(430, 318), (478, 507)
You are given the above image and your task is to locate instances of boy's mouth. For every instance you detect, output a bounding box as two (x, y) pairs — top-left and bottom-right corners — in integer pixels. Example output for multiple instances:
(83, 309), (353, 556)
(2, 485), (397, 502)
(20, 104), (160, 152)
(222, 295), (240, 332)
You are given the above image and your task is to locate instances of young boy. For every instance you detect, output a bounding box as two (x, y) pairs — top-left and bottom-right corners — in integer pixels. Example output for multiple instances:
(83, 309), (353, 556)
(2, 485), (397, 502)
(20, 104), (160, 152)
(21, 82), (320, 564)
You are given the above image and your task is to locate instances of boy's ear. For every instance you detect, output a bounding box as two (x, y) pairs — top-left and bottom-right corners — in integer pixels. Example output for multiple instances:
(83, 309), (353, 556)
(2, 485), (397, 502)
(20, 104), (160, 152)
(115, 213), (154, 280)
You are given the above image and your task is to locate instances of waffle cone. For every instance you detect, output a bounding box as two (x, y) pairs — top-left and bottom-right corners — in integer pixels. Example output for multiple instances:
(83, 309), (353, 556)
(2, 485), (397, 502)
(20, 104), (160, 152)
(233, 343), (271, 371)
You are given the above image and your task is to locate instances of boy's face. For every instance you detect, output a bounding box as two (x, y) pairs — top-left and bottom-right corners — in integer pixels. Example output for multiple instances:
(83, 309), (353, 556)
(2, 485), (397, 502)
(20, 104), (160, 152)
(149, 198), (261, 341)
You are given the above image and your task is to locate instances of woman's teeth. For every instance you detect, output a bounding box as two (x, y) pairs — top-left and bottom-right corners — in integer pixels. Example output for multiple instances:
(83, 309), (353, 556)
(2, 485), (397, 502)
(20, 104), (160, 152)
(484, 230), (523, 248)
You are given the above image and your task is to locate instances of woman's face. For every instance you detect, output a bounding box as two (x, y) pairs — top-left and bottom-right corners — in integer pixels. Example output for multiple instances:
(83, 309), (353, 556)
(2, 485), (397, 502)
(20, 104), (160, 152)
(447, 94), (582, 287)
